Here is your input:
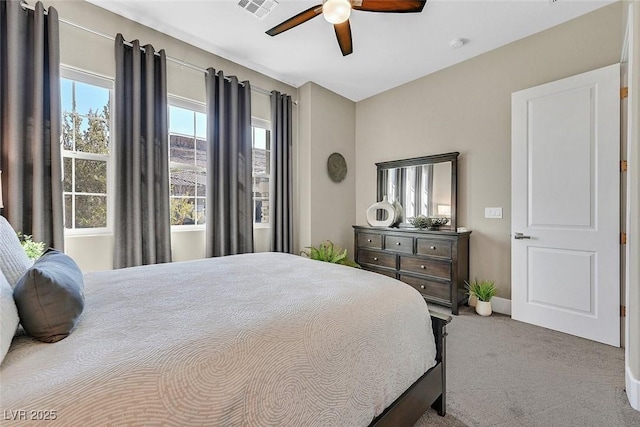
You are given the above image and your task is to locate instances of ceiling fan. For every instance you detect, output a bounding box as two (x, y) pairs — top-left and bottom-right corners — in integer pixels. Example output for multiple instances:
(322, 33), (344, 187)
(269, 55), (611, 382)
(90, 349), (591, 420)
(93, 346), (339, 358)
(266, 0), (427, 56)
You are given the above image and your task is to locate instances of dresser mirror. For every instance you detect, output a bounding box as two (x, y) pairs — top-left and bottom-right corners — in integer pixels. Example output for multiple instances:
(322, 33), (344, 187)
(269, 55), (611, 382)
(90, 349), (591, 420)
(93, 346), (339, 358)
(376, 152), (458, 230)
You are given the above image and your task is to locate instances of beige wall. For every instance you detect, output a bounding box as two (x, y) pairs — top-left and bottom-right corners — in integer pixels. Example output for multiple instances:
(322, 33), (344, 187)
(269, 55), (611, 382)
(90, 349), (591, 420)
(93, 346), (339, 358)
(355, 2), (625, 299)
(43, 0), (297, 271)
(298, 82), (356, 257)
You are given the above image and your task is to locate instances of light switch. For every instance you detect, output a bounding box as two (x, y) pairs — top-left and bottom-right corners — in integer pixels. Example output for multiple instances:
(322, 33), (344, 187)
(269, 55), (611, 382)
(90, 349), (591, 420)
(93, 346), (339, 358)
(485, 207), (503, 219)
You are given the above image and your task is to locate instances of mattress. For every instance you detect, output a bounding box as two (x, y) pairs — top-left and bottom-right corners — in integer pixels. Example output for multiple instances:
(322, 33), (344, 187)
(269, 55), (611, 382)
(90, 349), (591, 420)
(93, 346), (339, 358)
(0, 252), (436, 426)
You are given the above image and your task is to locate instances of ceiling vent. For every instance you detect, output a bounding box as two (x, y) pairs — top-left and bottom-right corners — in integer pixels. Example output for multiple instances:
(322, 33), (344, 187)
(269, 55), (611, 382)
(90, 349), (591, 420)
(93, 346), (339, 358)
(238, 0), (279, 20)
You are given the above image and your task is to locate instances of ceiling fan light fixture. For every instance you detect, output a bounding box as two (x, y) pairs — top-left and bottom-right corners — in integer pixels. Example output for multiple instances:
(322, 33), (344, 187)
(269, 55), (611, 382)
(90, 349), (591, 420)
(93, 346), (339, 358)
(323, 0), (351, 24)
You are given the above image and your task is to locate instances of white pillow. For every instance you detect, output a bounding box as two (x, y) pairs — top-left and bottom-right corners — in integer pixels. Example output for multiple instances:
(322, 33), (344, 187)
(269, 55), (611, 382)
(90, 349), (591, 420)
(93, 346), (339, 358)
(0, 271), (19, 365)
(0, 216), (33, 287)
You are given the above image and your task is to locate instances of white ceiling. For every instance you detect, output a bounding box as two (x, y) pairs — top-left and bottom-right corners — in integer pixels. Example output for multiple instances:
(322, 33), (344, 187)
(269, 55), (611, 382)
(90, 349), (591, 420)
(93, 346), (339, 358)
(87, 0), (617, 101)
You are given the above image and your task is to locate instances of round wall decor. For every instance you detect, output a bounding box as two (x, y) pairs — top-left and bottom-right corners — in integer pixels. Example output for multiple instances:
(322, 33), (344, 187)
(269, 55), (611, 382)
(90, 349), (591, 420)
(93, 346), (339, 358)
(327, 152), (347, 183)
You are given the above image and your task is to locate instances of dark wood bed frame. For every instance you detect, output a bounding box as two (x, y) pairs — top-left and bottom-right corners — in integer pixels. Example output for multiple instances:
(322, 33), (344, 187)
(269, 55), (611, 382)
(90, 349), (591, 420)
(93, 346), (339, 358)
(369, 311), (452, 426)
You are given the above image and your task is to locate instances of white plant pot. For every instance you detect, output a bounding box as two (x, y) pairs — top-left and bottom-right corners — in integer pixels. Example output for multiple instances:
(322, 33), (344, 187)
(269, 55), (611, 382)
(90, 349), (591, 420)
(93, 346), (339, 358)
(475, 300), (492, 316)
(468, 295), (477, 307)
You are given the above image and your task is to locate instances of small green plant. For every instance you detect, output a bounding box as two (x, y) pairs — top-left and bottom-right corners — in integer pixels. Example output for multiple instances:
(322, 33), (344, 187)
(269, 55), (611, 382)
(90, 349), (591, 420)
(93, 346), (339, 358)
(409, 215), (433, 229)
(465, 278), (499, 302)
(17, 233), (45, 260)
(301, 240), (361, 268)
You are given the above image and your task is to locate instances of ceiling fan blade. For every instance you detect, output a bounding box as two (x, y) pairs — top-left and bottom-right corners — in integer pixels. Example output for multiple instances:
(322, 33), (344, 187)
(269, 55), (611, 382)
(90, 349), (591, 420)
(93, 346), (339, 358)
(334, 20), (353, 56)
(266, 4), (323, 36)
(352, 0), (426, 13)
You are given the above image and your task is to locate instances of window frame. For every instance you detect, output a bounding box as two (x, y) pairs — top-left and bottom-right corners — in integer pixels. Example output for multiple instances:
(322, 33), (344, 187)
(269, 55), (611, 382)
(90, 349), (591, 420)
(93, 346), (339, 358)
(60, 66), (114, 236)
(251, 117), (272, 229)
(168, 95), (207, 231)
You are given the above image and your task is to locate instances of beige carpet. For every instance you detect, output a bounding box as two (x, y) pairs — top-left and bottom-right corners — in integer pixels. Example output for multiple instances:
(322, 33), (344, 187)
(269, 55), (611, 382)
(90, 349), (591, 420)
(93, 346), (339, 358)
(413, 305), (640, 427)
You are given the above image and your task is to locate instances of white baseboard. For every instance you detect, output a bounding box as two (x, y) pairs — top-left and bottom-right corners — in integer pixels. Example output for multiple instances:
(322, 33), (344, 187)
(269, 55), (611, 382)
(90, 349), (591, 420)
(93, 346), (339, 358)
(627, 365), (640, 411)
(492, 297), (511, 316)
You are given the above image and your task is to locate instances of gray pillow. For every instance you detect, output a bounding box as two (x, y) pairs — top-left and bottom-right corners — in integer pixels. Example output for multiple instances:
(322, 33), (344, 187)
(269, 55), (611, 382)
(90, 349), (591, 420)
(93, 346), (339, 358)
(14, 249), (84, 343)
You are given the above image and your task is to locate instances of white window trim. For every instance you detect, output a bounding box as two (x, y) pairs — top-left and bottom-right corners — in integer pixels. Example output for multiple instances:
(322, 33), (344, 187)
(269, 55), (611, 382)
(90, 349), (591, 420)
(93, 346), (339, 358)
(168, 95), (207, 231)
(252, 117), (272, 229)
(61, 66), (114, 236)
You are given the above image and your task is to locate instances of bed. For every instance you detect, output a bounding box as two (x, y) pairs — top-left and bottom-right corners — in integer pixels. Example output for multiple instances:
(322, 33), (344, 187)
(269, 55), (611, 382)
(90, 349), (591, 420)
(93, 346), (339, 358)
(0, 252), (450, 426)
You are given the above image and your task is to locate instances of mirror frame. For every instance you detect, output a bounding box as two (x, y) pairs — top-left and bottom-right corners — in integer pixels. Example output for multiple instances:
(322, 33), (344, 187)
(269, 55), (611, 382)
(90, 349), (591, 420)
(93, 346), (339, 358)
(376, 151), (459, 230)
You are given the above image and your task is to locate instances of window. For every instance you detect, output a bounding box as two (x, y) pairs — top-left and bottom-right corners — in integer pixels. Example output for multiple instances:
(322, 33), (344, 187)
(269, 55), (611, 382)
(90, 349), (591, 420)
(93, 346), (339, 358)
(252, 119), (271, 226)
(168, 100), (207, 226)
(61, 69), (112, 232)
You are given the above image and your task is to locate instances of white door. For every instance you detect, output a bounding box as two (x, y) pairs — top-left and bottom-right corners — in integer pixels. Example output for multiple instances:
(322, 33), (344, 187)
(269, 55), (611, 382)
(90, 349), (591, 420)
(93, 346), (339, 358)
(511, 63), (620, 347)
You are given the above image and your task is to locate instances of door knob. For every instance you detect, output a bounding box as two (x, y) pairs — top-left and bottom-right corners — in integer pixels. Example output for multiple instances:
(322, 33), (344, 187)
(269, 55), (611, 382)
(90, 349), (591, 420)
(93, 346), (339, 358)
(514, 232), (531, 240)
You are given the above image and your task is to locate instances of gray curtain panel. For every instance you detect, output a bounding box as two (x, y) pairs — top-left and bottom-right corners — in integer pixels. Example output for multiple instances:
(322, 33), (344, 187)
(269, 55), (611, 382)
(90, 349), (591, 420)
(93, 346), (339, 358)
(270, 91), (293, 253)
(205, 69), (253, 257)
(0, 1), (63, 249)
(113, 34), (171, 268)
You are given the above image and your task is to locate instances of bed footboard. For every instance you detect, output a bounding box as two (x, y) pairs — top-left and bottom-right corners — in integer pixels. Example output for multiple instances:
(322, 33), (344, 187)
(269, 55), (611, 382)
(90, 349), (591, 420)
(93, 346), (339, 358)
(429, 310), (451, 416)
(370, 311), (452, 426)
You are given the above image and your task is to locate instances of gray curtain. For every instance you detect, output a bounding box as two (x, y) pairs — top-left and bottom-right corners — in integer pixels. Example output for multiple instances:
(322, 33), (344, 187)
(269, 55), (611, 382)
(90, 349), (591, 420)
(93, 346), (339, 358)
(0, 1), (63, 249)
(270, 91), (293, 253)
(205, 69), (253, 257)
(113, 34), (171, 268)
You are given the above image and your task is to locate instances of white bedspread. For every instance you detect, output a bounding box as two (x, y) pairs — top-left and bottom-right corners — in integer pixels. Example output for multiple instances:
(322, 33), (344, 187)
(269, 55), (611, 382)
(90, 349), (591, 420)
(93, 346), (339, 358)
(0, 252), (436, 426)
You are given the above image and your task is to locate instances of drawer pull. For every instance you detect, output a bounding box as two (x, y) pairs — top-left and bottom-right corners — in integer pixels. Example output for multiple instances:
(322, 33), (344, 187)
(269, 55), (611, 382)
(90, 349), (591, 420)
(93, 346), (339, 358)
(420, 265), (425, 269)
(430, 246), (436, 250)
(373, 257), (378, 261)
(367, 239), (372, 242)
(396, 242), (401, 246)
(420, 285), (425, 289)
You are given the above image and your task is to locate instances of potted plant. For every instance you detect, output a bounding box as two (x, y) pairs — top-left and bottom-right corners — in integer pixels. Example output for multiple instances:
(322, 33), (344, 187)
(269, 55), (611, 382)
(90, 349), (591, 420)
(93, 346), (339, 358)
(466, 279), (498, 316)
(464, 278), (479, 307)
(17, 233), (45, 261)
(301, 241), (361, 268)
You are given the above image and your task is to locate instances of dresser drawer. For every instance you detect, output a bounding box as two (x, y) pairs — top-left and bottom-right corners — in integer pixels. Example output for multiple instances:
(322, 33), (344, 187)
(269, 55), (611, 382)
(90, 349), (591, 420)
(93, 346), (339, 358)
(400, 275), (451, 302)
(416, 238), (452, 259)
(385, 235), (413, 254)
(357, 232), (383, 249)
(358, 249), (396, 269)
(399, 256), (451, 280)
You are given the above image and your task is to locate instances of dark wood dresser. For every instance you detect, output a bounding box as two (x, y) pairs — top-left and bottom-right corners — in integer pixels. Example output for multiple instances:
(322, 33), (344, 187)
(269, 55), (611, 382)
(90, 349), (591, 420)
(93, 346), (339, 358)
(353, 225), (471, 315)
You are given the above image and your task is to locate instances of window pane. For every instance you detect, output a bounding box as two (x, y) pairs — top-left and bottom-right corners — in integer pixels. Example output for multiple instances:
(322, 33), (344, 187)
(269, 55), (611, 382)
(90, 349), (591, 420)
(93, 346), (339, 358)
(170, 134), (195, 166)
(64, 195), (72, 229)
(170, 197), (195, 225)
(62, 112), (75, 151)
(196, 138), (207, 168)
(171, 169), (196, 196)
(195, 112), (206, 139)
(253, 176), (269, 199)
(254, 199), (269, 224)
(75, 159), (107, 194)
(74, 81), (109, 117)
(169, 106), (194, 136)
(253, 147), (268, 175)
(78, 116), (109, 154)
(63, 157), (73, 192)
(195, 197), (206, 225)
(61, 79), (73, 113)
(195, 170), (206, 198)
(254, 127), (267, 150)
(75, 195), (107, 228)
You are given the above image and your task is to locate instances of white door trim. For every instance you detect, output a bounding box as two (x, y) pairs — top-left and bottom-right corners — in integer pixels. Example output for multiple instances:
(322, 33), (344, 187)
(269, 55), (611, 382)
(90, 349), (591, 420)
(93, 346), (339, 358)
(623, 0), (640, 411)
